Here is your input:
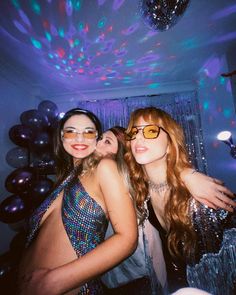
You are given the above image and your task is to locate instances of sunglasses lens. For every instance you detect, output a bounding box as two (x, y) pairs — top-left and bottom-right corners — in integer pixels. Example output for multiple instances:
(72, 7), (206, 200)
(83, 130), (97, 139)
(63, 130), (77, 139)
(62, 129), (97, 140)
(143, 125), (160, 139)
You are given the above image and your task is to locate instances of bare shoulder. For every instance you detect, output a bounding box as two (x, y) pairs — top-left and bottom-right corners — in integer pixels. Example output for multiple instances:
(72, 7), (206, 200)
(96, 158), (118, 175)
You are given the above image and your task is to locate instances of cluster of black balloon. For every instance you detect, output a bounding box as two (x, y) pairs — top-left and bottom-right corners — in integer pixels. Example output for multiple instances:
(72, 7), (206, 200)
(0, 100), (59, 284)
(140, 0), (190, 31)
(0, 100), (59, 225)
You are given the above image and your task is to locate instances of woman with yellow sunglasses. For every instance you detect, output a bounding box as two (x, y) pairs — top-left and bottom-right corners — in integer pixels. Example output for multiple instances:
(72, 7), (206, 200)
(125, 107), (236, 294)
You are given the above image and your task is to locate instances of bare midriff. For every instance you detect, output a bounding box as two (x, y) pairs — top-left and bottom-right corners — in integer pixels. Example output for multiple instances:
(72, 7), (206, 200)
(19, 194), (81, 295)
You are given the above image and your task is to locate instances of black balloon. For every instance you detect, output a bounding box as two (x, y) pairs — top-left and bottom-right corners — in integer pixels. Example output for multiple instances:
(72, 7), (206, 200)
(24, 177), (54, 208)
(141, 0), (190, 31)
(9, 124), (33, 147)
(5, 167), (35, 194)
(0, 252), (14, 279)
(29, 131), (51, 153)
(20, 109), (48, 129)
(31, 152), (56, 174)
(6, 147), (29, 168)
(38, 100), (59, 120)
(0, 195), (28, 223)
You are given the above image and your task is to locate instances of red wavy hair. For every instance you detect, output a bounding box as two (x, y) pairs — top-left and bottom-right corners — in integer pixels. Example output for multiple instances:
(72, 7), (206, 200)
(125, 107), (196, 258)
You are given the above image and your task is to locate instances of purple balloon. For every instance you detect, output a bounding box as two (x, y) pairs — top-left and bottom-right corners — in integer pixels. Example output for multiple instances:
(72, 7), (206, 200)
(29, 131), (52, 153)
(38, 100), (58, 120)
(6, 147), (29, 168)
(30, 152), (56, 174)
(9, 124), (33, 147)
(24, 177), (54, 208)
(20, 109), (48, 129)
(0, 195), (28, 223)
(5, 167), (35, 194)
(0, 252), (14, 279)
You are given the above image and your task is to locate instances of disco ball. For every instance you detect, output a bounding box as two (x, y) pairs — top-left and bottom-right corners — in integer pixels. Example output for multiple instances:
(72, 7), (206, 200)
(140, 0), (190, 31)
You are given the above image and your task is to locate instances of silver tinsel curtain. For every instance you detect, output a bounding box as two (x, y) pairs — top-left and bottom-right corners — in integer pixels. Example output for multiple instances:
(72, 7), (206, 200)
(78, 91), (207, 173)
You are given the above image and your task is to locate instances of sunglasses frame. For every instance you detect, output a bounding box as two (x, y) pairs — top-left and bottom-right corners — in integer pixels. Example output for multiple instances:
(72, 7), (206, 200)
(61, 128), (98, 140)
(126, 124), (165, 140)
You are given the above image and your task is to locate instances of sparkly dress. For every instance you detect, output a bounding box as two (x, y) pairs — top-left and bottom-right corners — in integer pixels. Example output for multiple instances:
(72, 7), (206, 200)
(148, 198), (236, 295)
(26, 171), (108, 294)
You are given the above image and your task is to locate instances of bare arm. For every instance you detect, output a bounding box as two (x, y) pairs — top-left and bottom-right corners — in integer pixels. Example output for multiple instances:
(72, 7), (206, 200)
(21, 159), (137, 295)
(181, 168), (235, 212)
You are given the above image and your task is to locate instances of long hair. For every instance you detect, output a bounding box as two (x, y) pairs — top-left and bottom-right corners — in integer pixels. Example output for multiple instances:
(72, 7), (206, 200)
(107, 126), (136, 212)
(108, 126), (126, 172)
(53, 108), (102, 185)
(125, 107), (196, 258)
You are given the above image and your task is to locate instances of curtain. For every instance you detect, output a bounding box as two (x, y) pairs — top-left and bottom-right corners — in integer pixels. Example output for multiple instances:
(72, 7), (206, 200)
(77, 91), (207, 173)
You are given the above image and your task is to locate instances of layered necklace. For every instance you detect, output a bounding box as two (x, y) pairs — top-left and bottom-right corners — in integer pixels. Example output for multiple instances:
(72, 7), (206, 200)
(148, 179), (170, 194)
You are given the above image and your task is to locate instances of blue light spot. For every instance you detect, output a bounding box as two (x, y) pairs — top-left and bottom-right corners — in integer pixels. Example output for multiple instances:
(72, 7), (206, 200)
(58, 27), (65, 38)
(98, 17), (107, 28)
(45, 31), (52, 42)
(78, 22), (84, 31)
(126, 60), (135, 67)
(11, 0), (20, 9)
(220, 76), (225, 85)
(74, 39), (80, 46)
(203, 101), (209, 110)
(31, 37), (42, 49)
(30, 0), (41, 15)
(223, 109), (231, 118)
(73, 0), (81, 11)
(148, 83), (160, 89)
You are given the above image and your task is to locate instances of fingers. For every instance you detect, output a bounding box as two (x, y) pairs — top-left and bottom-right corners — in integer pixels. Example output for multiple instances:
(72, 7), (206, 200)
(215, 185), (234, 198)
(212, 178), (223, 185)
(215, 191), (235, 212)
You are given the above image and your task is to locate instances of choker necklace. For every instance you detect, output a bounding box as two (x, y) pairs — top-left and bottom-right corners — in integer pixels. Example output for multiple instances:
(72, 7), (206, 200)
(148, 180), (170, 194)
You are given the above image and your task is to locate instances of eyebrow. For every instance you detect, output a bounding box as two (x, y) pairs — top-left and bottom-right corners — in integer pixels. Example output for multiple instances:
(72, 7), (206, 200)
(104, 136), (115, 142)
(64, 126), (96, 130)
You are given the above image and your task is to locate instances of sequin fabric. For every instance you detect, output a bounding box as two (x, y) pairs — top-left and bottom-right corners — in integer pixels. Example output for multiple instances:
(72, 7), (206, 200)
(148, 197), (236, 294)
(186, 199), (236, 295)
(26, 171), (108, 295)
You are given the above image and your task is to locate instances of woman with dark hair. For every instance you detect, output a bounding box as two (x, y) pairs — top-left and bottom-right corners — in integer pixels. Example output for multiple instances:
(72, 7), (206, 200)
(18, 108), (138, 295)
(124, 107), (236, 294)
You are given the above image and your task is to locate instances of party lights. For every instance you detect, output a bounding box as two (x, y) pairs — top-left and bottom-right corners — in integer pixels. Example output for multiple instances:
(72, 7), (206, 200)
(217, 130), (236, 159)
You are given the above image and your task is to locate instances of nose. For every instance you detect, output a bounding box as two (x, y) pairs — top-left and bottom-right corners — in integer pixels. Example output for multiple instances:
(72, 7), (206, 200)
(75, 133), (84, 142)
(135, 129), (144, 140)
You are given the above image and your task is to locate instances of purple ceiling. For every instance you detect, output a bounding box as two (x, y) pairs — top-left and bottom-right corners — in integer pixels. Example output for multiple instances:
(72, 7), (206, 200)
(0, 0), (236, 96)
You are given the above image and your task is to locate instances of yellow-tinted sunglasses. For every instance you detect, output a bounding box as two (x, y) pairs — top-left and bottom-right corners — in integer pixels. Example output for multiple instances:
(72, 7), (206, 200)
(125, 124), (165, 140)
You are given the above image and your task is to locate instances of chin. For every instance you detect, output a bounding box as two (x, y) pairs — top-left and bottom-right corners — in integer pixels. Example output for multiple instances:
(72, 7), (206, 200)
(133, 156), (149, 165)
